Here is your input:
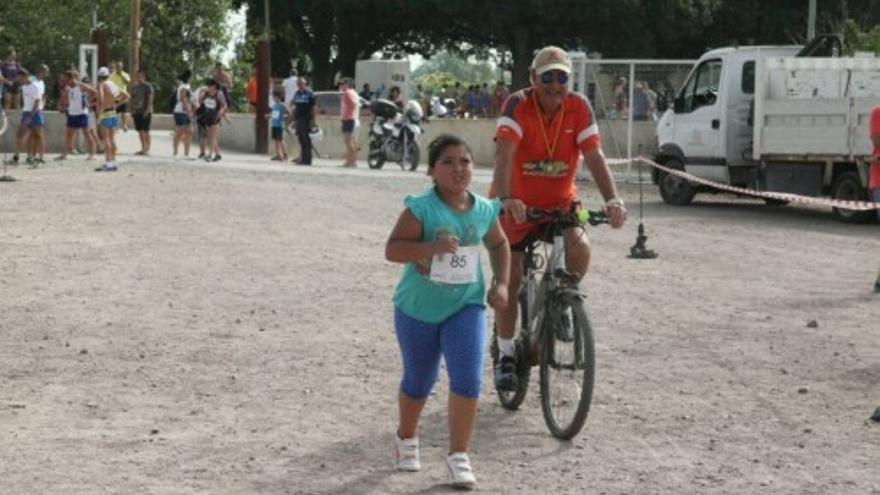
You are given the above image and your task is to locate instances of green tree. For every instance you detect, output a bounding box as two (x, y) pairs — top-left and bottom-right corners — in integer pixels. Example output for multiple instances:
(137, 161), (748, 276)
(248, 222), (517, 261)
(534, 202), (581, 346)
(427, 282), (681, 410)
(845, 19), (880, 54)
(412, 51), (495, 87)
(0, 0), (232, 109)
(232, 0), (447, 89)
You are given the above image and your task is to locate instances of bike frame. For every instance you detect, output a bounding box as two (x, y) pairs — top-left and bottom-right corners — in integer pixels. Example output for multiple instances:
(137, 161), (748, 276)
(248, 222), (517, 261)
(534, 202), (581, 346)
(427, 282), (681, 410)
(520, 217), (582, 352)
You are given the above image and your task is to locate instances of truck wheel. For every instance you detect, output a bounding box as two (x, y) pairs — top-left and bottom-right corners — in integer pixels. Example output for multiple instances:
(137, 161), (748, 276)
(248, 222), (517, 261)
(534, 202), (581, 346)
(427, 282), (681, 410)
(831, 171), (876, 223)
(658, 159), (696, 206)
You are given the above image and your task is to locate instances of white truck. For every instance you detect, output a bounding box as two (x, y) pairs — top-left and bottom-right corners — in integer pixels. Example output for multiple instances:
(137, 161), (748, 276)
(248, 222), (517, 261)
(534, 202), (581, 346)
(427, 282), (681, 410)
(653, 36), (880, 222)
(355, 60), (410, 103)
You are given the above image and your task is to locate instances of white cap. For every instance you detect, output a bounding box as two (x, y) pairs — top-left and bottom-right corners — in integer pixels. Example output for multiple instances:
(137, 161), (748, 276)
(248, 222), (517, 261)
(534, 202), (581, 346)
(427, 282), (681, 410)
(531, 46), (572, 74)
(97, 67), (110, 77)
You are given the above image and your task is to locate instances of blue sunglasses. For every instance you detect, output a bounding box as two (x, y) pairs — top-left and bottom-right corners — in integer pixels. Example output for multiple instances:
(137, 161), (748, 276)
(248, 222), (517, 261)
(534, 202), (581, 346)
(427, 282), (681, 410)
(539, 71), (569, 85)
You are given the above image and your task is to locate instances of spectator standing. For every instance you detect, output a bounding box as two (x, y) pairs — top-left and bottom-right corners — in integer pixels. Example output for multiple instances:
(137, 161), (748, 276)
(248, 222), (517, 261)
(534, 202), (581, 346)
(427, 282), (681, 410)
(108, 61), (131, 131)
(611, 77), (627, 118)
(464, 85), (476, 118)
(388, 85), (404, 111)
(56, 70), (71, 115)
(359, 83), (372, 102)
(643, 81), (658, 120)
(94, 66), (129, 172)
(172, 70), (194, 160)
(192, 80), (209, 159)
(451, 82), (462, 117)
(291, 77), (316, 165)
(11, 69), (41, 165)
(29, 65), (49, 164)
(56, 70), (97, 161)
(338, 77), (360, 168)
(82, 75), (102, 154)
(632, 81), (648, 120)
(213, 62), (233, 108)
(492, 81), (509, 118)
(478, 83), (491, 118)
(282, 69), (299, 113)
(1, 50), (22, 110)
(246, 68), (258, 110)
(268, 91), (289, 161)
(869, 104), (880, 292)
(129, 69), (154, 155)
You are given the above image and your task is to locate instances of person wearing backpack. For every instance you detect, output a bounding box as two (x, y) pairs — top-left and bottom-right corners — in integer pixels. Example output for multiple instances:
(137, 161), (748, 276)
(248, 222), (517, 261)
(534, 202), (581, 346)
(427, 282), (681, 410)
(172, 70), (193, 160)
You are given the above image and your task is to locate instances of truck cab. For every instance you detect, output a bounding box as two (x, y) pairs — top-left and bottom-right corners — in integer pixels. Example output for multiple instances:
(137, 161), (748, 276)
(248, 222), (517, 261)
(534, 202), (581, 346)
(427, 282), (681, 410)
(653, 38), (879, 222)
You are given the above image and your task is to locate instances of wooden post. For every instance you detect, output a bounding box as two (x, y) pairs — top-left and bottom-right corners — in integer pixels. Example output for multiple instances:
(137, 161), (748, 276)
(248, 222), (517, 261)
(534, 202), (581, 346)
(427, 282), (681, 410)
(254, 0), (271, 154)
(92, 30), (108, 68)
(255, 40), (270, 154)
(130, 0), (141, 74)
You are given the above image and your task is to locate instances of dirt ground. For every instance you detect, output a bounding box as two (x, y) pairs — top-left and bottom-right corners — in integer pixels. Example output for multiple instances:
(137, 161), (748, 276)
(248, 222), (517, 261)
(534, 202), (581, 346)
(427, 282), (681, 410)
(1, 147), (878, 494)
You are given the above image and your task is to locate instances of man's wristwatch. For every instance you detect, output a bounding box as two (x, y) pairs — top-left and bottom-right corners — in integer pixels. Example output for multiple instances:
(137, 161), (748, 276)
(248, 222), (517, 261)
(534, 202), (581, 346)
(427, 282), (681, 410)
(605, 197), (625, 208)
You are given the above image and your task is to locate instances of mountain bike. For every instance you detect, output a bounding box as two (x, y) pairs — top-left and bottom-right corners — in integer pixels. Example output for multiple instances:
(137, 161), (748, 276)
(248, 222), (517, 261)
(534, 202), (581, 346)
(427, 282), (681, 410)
(490, 206), (608, 440)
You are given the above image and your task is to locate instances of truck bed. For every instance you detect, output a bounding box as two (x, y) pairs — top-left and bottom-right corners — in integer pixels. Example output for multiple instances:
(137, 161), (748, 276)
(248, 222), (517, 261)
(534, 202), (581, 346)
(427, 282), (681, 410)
(753, 57), (880, 161)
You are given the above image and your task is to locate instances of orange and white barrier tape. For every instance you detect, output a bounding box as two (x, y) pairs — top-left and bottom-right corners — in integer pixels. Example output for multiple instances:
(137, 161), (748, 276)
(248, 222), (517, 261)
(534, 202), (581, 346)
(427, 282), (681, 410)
(606, 156), (880, 211)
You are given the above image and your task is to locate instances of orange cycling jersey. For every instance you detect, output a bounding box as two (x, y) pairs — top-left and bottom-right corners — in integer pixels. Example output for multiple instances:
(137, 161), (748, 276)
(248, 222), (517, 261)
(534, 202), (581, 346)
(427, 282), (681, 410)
(491, 88), (601, 209)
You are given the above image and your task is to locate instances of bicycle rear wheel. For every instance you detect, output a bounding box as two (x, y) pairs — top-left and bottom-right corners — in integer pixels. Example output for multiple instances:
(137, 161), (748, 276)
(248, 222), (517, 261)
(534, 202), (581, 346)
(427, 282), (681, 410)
(539, 299), (595, 440)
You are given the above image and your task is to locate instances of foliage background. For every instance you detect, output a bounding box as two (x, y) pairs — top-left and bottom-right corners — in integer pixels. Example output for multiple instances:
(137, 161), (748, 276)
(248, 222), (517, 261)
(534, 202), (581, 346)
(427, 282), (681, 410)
(0, 0), (877, 109)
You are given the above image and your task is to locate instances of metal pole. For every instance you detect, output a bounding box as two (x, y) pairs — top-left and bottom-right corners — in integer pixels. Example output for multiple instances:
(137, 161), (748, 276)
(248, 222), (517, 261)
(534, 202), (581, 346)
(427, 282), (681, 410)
(626, 63), (635, 175)
(130, 0), (141, 75)
(808, 0), (816, 40)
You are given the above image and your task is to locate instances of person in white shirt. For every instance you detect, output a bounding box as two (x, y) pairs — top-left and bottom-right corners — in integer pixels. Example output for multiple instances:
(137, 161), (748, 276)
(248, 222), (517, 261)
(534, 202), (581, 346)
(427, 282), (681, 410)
(27, 65), (49, 164)
(282, 68), (298, 114)
(56, 70), (97, 161)
(11, 68), (43, 165)
(172, 70), (194, 160)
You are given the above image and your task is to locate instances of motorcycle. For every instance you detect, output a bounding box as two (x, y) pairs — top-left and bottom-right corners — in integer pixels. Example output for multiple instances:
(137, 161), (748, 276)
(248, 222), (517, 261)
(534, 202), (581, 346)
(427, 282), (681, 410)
(367, 99), (424, 171)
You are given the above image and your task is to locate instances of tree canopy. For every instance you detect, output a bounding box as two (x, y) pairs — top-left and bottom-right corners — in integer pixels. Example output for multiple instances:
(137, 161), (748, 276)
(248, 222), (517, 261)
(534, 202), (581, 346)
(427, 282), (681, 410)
(0, 0), (232, 108)
(1, 0), (877, 104)
(233, 0), (878, 91)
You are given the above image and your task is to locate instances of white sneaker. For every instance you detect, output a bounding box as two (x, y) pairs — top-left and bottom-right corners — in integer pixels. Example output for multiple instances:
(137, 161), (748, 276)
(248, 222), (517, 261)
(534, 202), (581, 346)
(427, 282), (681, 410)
(394, 434), (420, 471)
(446, 452), (476, 488)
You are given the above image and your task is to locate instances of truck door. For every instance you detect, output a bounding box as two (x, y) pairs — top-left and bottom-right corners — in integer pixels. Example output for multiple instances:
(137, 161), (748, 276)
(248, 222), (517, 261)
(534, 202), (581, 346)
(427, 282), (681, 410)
(673, 58), (725, 181)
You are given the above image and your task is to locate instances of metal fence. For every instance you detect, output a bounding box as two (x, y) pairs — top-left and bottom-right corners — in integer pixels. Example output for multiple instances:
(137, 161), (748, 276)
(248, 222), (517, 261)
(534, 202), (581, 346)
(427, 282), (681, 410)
(571, 58), (697, 178)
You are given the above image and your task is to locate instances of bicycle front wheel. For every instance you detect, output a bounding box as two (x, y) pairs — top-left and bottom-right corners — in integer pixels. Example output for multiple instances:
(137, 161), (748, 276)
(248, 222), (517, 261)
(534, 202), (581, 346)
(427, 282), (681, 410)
(539, 299), (595, 440)
(490, 325), (530, 410)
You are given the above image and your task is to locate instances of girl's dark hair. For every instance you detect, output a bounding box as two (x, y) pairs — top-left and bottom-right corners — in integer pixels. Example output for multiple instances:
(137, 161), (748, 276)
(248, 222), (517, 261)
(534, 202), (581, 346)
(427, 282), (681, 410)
(427, 134), (472, 169)
(178, 69), (192, 83)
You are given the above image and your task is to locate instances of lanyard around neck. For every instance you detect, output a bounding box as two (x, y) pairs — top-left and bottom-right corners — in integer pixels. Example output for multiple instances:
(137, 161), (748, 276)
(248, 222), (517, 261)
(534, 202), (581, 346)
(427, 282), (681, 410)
(532, 90), (564, 160)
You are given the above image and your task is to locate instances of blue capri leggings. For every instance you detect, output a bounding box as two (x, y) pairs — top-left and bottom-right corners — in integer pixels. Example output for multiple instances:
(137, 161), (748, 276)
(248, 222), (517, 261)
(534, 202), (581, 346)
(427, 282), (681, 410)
(394, 305), (486, 399)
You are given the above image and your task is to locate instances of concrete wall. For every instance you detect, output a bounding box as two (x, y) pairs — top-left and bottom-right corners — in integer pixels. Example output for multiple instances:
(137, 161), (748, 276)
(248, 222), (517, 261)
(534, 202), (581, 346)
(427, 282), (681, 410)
(236, 115), (659, 168)
(0, 110), (176, 153)
(1, 110), (657, 167)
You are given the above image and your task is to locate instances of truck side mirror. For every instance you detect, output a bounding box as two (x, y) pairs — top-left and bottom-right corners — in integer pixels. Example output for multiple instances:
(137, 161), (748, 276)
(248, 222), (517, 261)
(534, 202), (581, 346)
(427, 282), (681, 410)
(673, 96), (685, 113)
(657, 94), (668, 112)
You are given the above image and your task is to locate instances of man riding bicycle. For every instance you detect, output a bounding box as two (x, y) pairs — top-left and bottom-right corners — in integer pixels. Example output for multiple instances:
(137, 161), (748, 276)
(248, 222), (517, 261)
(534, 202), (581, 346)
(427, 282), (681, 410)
(491, 46), (627, 391)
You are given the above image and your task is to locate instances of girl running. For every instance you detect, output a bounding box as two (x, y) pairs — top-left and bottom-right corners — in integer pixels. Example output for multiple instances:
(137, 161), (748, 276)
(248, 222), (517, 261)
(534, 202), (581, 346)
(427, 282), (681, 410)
(385, 134), (510, 489)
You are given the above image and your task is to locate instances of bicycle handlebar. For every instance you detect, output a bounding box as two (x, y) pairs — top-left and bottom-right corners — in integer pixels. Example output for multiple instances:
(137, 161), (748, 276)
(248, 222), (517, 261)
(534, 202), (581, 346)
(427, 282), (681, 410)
(524, 208), (608, 226)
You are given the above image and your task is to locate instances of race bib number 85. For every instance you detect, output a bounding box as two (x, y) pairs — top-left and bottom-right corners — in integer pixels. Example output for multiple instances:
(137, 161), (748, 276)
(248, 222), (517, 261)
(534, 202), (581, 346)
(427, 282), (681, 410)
(430, 245), (480, 284)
